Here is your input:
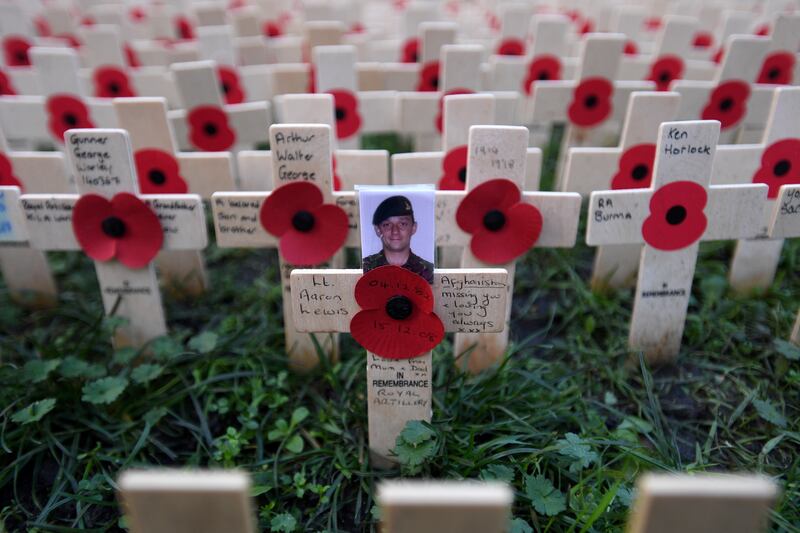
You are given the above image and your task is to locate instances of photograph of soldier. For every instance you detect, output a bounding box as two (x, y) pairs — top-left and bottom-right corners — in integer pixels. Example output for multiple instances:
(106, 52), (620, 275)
(361, 193), (435, 284)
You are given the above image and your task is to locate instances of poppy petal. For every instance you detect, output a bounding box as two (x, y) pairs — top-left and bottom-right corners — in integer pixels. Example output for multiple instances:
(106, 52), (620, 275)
(187, 106), (236, 151)
(438, 145), (468, 190)
(72, 194), (117, 262)
(354, 265), (434, 312)
(456, 178), (521, 233)
(350, 307), (444, 359)
(111, 192), (164, 268)
(567, 77), (613, 128)
(260, 181), (323, 237)
(752, 138), (800, 199)
(642, 181), (708, 251)
(134, 149), (188, 194)
(0, 153), (23, 191)
(278, 203), (349, 265)
(470, 201), (542, 264)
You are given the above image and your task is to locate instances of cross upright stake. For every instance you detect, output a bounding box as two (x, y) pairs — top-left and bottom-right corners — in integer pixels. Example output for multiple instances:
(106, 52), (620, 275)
(212, 124), (357, 372)
(710, 86), (800, 292)
(20, 129), (207, 347)
(587, 120), (768, 363)
(562, 91), (681, 290)
(768, 183), (800, 344)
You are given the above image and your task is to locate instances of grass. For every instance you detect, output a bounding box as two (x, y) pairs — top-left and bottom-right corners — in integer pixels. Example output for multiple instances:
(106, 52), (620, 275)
(1, 131), (799, 532)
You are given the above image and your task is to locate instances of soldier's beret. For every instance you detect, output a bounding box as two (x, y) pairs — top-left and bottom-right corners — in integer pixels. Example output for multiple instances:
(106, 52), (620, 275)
(372, 195), (414, 225)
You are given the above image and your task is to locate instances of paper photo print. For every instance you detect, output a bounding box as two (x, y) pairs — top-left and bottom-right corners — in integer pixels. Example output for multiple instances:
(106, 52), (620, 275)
(358, 185), (435, 284)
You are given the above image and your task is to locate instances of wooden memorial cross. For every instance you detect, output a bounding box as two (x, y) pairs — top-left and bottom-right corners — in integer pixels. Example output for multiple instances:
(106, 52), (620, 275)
(118, 469), (256, 533)
(377, 481), (513, 533)
(311, 44), (397, 150)
(0, 47), (117, 147)
(239, 92), (389, 191)
(711, 86), (800, 292)
(0, 127), (70, 307)
(212, 124), (355, 372)
(289, 190), (510, 465)
(768, 183), (800, 343)
(20, 129), (207, 347)
(114, 97), (237, 295)
(527, 33), (654, 182)
(444, 126), (581, 373)
(563, 91), (681, 290)
(493, 2), (532, 57)
(168, 60), (272, 152)
(0, 2), (40, 96)
(627, 473), (778, 533)
(586, 120), (768, 363)
(671, 35), (770, 144)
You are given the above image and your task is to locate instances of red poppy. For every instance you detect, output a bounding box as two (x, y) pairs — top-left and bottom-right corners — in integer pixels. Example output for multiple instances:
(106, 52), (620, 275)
(523, 54), (562, 95)
(438, 145), (468, 190)
(134, 149), (188, 194)
(700, 80), (750, 130)
(55, 33), (82, 49)
(496, 37), (525, 56)
(81, 15), (96, 27)
(129, 6), (147, 22)
(644, 17), (662, 31)
(416, 61), (440, 91)
(329, 89), (362, 140)
(175, 16), (195, 40)
(124, 44), (141, 68)
(624, 40), (639, 56)
(0, 153), (23, 191)
(72, 192), (163, 269)
(0, 70), (16, 96)
(578, 18), (594, 35)
(754, 23), (770, 37)
(757, 52), (795, 85)
(93, 66), (136, 98)
(332, 156), (342, 191)
(400, 38), (419, 63)
(693, 31), (713, 49)
(217, 65), (245, 104)
(456, 178), (543, 264)
(263, 20), (283, 37)
(647, 55), (684, 91)
(350, 265), (445, 359)
(307, 65), (315, 93)
(642, 181), (708, 251)
(46, 95), (95, 143)
(34, 17), (51, 37)
(611, 144), (656, 190)
(259, 181), (348, 265)
(2, 36), (32, 67)
(187, 106), (236, 151)
(567, 77), (613, 128)
(712, 47), (724, 64)
(435, 88), (474, 133)
(752, 138), (800, 199)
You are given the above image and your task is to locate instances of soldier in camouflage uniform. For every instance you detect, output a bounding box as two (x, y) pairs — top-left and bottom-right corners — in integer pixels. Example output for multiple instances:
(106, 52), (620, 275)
(362, 195), (434, 284)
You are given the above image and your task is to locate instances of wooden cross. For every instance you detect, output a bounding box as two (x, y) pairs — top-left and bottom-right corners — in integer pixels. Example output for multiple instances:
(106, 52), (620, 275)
(377, 481), (513, 533)
(168, 60), (272, 152)
(627, 473), (778, 533)
(0, 46), (117, 147)
(527, 33), (655, 182)
(212, 124), (355, 372)
(0, 126), (70, 307)
(442, 126), (581, 373)
(19, 129), (207, 347)
(0, 2), (40, 95)
(768, 183), (800, 343)
(711, 86), (800, 292)
(240, 92), (389, 191)
(289, 190), (510, 465)
(114, 96), (237, 296)
(493, 2), (532, 56)
(118, 469), (256, 533)
(311, 44), (397, 149)
(563, 91), (681, 290)
(586, 120), (768, 363)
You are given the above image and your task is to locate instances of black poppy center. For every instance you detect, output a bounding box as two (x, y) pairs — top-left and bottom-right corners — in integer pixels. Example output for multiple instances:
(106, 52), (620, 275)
(291, 210), (315, 232)
(538, 71), (550, 80)
(584, 94), (598, 109)
(335, 107), (346, 121)
(719, 97), (734, 111)
(430, 76), (439, 89)
(101, 216), (126, 238)
(483, 209), (506, 231)
(631, 164), (649, 181)
(385, 295), (413, 320)
(64, 113), (78, 126)
(773, 159), (791, 177)
(221, 82), (230, 94)
(458, 166), (467, 183)
(665, 205), (687, 225)
(658, 71), (671, 83)
(15, 51), (28, 63)
(148, 168), (167, 185)
(767, 67), (781, 80)
(108, 82), (120, 94)
(410, 52), (418, 62)
(203, 122), (218, 136)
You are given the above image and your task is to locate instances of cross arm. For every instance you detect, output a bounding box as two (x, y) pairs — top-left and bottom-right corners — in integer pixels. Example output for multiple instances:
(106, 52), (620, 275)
(0, 187), (28, 243)
(561, 147), (621, 196)
(20, 194), (207, 251)
(769, 184), (800, 239)
(290, 268), (509, 334)
(211, 191), (360, 248)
